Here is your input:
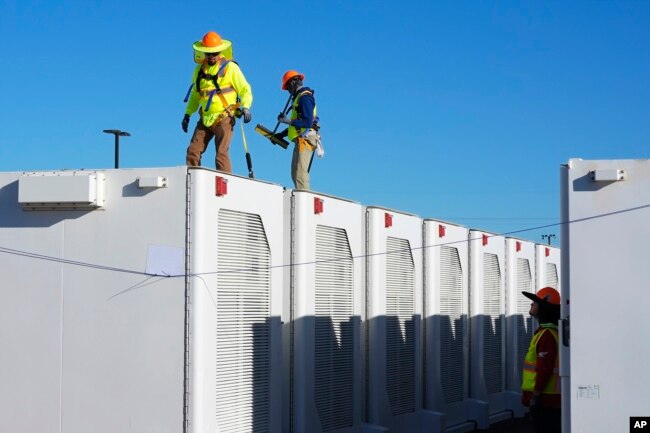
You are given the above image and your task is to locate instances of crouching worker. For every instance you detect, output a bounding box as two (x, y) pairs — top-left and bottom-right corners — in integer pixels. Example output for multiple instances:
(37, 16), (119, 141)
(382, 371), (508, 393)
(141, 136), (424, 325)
(274, 70), (322, 190)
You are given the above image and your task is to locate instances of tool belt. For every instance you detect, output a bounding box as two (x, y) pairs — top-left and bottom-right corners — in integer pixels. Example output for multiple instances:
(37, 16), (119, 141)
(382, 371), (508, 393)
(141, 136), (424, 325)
(219, 102), (240, 121)
(212, 104), (239, 127)
(295, 130), (320, 152)
(199, 102), (240, 130)
(296, 138), (315, 152)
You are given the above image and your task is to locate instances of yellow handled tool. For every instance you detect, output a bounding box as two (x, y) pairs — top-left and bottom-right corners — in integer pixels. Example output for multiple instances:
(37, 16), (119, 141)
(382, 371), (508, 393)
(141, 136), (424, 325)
(254, 124), (289, 149)
(254, 94), (293, 149)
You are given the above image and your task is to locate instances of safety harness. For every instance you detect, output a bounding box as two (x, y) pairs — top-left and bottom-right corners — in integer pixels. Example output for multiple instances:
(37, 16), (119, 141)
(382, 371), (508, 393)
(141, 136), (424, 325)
(291, 90), (320, 132)
(289, 89), (320, 150)
(183, 58), (240, 121)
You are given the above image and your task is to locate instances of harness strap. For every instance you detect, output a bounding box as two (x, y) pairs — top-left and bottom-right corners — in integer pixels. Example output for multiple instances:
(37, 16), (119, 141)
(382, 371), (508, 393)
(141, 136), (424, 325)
(183, 84), (194, 103)
(199, 87), (234, 97)
(293, 89), (312, 102)
(196, 58), (230, 91)
(210, 102), (241, 126)
(204, 60), (232, 112)
(292, 90), (319, 137)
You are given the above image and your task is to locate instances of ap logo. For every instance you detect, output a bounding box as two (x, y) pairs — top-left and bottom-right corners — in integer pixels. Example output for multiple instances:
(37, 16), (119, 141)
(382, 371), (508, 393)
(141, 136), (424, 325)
(631, 417), (650, 431)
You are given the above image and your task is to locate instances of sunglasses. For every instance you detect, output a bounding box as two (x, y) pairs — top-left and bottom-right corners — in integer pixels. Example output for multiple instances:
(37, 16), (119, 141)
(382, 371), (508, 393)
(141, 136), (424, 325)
(205, 52), (220, 57)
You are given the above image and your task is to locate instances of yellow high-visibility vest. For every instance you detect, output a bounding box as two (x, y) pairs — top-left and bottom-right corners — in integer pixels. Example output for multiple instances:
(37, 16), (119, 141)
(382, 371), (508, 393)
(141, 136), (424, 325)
(288, 89), (317, 141)
(184, 57), (253, 127)
(521, 324), (560, 394)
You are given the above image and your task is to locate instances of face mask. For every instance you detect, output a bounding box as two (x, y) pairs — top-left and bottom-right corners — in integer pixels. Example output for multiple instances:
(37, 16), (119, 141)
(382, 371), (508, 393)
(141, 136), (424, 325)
(288, 80), (301, 94)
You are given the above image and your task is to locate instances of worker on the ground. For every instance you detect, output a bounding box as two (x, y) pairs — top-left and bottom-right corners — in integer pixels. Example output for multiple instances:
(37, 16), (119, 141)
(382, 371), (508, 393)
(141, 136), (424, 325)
(273, 70), (321, 190)
(521, 287), (562, 433)
(182, 31), (253, 173)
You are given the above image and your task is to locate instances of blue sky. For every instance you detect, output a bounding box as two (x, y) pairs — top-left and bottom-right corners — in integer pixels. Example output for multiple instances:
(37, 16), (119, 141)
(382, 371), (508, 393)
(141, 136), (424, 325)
(1, 1), (648, 245)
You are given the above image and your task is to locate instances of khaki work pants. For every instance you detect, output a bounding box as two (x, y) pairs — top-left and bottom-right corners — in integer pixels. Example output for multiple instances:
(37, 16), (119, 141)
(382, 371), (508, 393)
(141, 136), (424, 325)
(291, 136), (315, 190)
(186, 116), (235, 172)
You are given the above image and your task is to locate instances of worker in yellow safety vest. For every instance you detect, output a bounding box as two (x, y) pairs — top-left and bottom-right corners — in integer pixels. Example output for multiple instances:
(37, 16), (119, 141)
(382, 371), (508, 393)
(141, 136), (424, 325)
(182, 31), (253, 173)
(521, 286), (562, 433)
(274, 70), (322, 190)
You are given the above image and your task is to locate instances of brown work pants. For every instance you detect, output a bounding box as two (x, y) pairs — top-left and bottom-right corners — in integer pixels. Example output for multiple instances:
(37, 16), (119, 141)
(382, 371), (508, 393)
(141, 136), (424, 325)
(186, 116), (235, 172)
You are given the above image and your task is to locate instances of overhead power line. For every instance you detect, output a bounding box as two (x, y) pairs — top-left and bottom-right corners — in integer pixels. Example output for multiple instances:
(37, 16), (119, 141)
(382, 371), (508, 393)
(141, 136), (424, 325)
(0, 203), (648, 279)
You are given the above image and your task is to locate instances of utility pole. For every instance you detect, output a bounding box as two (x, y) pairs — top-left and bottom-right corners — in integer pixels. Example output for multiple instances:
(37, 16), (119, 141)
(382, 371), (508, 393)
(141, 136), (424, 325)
(103, 129), (131, 169)
(541, 234), (556, 245)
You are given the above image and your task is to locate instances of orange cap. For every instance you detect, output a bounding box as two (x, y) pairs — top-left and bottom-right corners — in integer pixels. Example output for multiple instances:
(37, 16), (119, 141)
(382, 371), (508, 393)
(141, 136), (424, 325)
(202, 31), (223, 47)
(281, 70), (305, 90)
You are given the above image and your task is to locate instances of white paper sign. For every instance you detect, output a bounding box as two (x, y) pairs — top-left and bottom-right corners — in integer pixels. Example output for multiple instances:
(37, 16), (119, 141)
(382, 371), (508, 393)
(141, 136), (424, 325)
(577, 385), (600, 400)
(145, 245), (184, 277)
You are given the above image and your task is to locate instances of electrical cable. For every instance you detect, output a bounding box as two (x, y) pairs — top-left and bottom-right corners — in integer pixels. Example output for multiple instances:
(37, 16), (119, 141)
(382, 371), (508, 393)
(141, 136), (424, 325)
(0, 202), (648, 279)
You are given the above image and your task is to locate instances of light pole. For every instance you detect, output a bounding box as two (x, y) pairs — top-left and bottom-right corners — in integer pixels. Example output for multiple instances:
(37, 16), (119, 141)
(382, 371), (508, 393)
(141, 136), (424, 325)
(541, 234), (556, 245)
(103, 129), (131, 169)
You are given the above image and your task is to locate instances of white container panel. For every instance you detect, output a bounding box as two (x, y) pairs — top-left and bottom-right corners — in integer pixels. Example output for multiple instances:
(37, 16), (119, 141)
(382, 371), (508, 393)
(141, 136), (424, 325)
(0, 173), (65, 432)
(284, 190), (366, 433)
(535, 245), (561, 291)
(423, 219), (472, 431)
(469, 230), (508, 424)
(561, 159), (650, 433)
(367, 207), (430, 433)
(60, 167), (188, 433)
(504, 237), (536, 417)
(188, 169), (284, 433)
(1, 167), (190, 433)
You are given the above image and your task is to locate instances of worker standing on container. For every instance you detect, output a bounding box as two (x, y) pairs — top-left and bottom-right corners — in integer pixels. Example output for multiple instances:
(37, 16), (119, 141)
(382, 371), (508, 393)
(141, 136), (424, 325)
(182, 31), (253, 173)
(521, 287), (562, 433)
(274, 70), (321, 190)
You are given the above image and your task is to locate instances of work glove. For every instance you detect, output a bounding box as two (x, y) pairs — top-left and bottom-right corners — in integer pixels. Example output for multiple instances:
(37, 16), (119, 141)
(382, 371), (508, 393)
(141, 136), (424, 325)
(277, 113), (291, 125)
(241, 108), (252, 123)
(181, 114), (190, 133)
(269, 132), (289, 149)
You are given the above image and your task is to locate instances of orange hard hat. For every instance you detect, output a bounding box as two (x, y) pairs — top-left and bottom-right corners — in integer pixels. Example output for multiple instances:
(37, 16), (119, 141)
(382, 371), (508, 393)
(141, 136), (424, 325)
(202, 31), (223, 47)
(281, 70), (305, 90)
(193, 31), (231, 59)
(523, 286), (561, 306)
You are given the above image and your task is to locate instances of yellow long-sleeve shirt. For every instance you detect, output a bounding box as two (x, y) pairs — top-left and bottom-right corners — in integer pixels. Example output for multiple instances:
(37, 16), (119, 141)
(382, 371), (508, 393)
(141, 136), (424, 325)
(185, 57), (253, 127)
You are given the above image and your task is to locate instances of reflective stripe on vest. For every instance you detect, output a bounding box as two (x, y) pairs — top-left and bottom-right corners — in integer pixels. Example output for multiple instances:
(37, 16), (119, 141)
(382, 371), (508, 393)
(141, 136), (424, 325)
(182, 66), (233, 104)
(198, 87), (235, 97)
(288, 89), (317, 141)
(521, 324), (560, 394)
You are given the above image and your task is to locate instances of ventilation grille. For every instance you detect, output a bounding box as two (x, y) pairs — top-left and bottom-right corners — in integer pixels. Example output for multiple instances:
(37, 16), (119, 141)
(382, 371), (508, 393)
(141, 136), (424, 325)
(315, 225), (354, 431)
(482, 252), (503, 395)
(516, 258), (533, 383)
(439, 246), (465, 404)
(545, 263), (559, 289)
(386, 237), (416, 415)
(216, 209), (271, 433)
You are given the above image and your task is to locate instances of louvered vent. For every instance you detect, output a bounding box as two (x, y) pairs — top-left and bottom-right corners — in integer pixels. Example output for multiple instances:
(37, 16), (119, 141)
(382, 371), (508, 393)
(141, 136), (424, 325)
(516, 258), (533, 383)
(386, 237), (416, 415)
(482, 253), (503, 395)
(439, 246), (465, 404)
(545, 263), (559, 289)
(216, 209), (271, 433)
(315, 225), (354, 431)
